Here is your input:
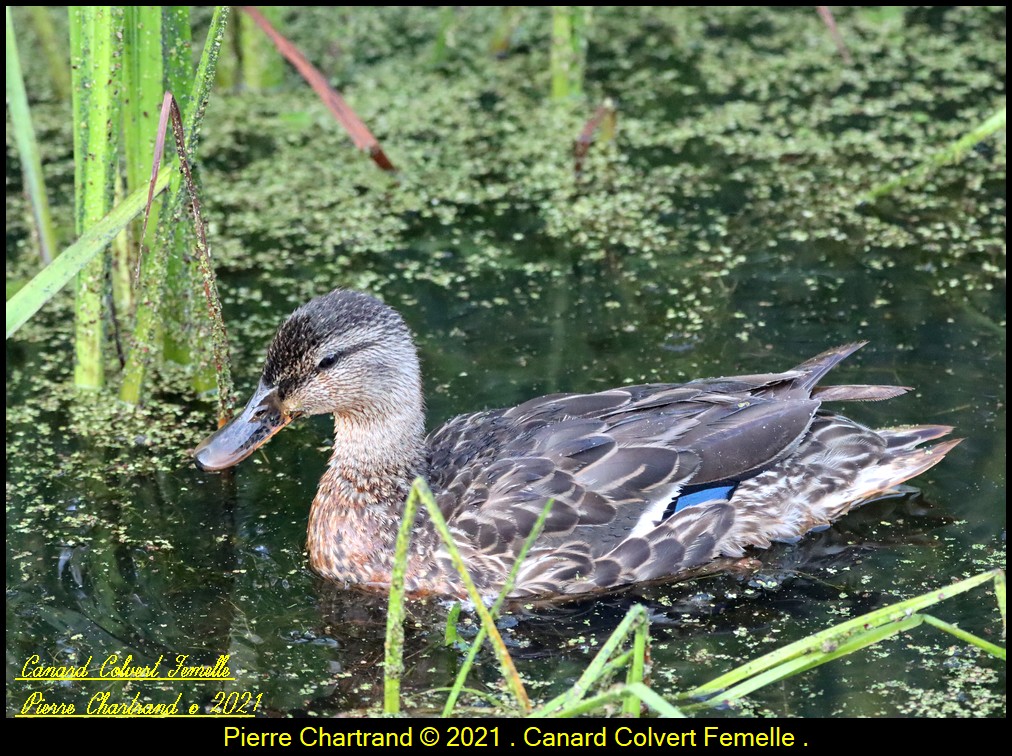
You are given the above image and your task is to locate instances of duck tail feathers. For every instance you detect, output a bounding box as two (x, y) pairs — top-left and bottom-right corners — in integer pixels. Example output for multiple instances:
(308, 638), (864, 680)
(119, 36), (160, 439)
(812, 384), (910, 402)
(792, 342), (868, 393)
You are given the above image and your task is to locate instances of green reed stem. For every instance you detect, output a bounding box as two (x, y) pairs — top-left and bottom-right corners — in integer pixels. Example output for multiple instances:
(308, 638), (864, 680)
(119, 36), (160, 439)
(864, 106), (1006, 201)
(27, 7), (71, 101)
(181, 7), (228, 398)
(921, 614), (1006, 660)
(6, 169), (173, 339)
(239, 6), (285, 90)
(684, 569), (1005, 707)
(442, 499), (553, 716)
(70, 6), (123, 389)
(622, 609), (649, 716)
(532, 603), (649, 717)
(6, 8), (59, 264)
(120, 6), (228, 406)
(412, 478), (531, 714)
(159, 7), (197, 368)
(383, 481), (422, 714)
(118, 6), (167, 321)
(550, 7), (586, 101)
(549, 682), (684, 718)
(167, 97), (235, 422)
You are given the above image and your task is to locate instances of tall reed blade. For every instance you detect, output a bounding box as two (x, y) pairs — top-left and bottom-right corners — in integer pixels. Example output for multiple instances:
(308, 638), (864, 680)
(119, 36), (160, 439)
(412, 478), (531, 714)
(27, 7), (71, 101)
(6, 8), (59, 264)
(550, 7), (587, 101)
(167, 98), (235, 422)
(6, 168), (172, 339)
(382, 483), (422, 714)
(70, 6), (123, 389)
(157, 7), (198, 370)
(239, 6), (285, 90)
(120, 6), (229, 407)
(441, 499), (554, 716)
(238, 6), (397, 172)
(175, 7), (230, 402)
(118, 7), (168, 322)
(119, 94), (174, 405)
(684, 569), (1005, 707)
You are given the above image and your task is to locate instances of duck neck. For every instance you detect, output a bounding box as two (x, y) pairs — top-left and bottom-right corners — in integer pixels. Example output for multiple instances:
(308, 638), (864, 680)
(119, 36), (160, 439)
(306, 398), (427, 584)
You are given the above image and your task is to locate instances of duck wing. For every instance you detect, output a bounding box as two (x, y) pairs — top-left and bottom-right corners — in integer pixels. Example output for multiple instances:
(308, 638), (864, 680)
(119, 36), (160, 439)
(423, 344), (931, 597)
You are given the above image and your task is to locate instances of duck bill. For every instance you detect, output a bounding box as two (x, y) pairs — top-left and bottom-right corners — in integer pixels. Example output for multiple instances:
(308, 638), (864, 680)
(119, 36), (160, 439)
(194, 381), (296, 472)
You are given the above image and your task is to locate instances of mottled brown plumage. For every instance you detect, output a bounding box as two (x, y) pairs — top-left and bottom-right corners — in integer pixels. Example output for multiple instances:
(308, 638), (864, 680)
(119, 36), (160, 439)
(195, 289), (960, 600)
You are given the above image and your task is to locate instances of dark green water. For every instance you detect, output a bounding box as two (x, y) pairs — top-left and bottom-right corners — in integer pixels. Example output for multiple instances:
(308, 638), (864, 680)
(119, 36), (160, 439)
(6, 7), (1005, 718)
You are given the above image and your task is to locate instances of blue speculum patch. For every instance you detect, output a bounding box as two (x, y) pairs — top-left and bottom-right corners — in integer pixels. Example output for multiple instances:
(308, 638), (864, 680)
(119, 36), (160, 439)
(672, 484), (737, 514)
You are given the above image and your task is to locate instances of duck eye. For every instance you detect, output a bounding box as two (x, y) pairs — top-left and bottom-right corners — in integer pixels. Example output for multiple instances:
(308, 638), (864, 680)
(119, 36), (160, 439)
(317, 352), (343, 371)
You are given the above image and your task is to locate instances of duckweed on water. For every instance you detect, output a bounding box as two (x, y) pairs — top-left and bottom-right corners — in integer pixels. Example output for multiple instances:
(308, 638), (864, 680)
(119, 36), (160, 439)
(9, 8), (1004, 333)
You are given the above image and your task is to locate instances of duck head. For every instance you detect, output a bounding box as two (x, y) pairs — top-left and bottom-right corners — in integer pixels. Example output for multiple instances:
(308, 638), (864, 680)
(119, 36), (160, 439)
(194, 289), (423, 472)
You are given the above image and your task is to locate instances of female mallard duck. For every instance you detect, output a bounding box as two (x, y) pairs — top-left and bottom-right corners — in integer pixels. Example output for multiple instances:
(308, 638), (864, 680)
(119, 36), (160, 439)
(195, 289), (959, 599)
